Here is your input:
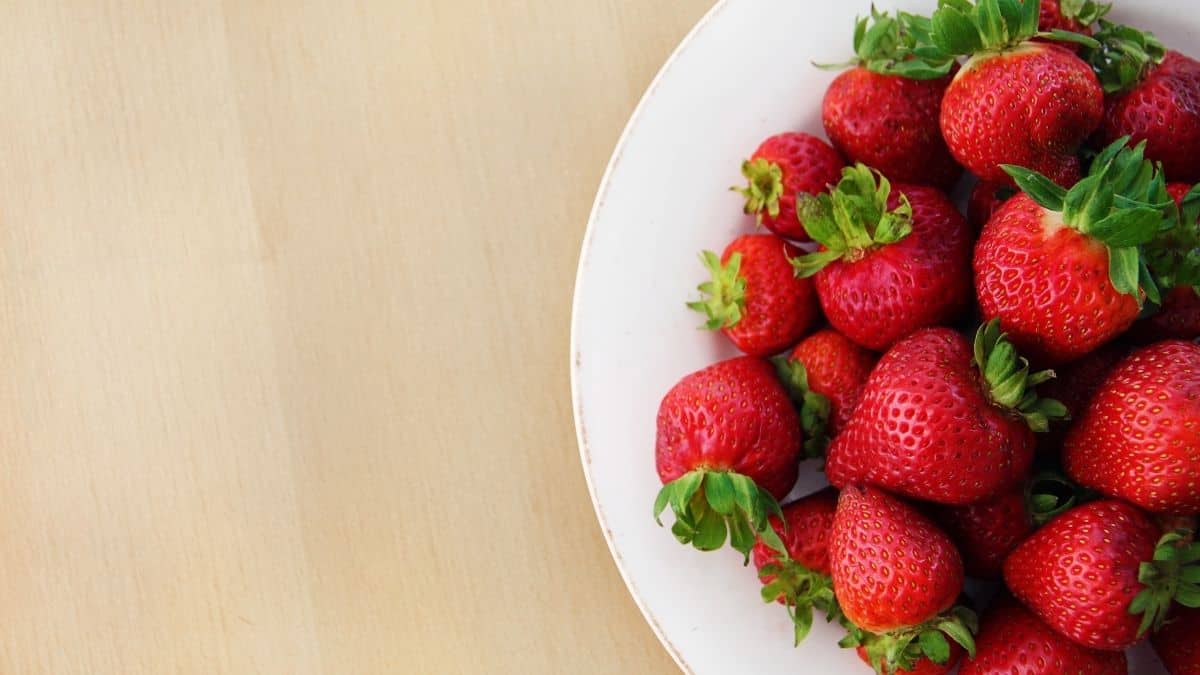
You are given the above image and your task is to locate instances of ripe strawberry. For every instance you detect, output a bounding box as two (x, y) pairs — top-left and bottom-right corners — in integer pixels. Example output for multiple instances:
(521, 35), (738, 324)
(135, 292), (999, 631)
(1038, 0), (1108, 35)
(688, 234), (818, 357)
(774, 329), (876, 457)
(1004, 500), (1200, 650)
(1131, 181), (1200, 342)
(855, 643), (963, 675)
(1036, 341), (1128, 453)
(975, 138), (1171, 364)
(967, 181), (1016, 231)
(1087, 24), (1200, 182)
(830, 486), (977, 674)
(751, 488), (839, 644)
(1130, 286), (1200, 343)
(790, 165), (971, 351)
(960, 599), (1128, 675)
(936, 490), (1032, 579)
(1063, 340), (1200, 514)
(653, 357), (800, 559)
(825, 322), (1064, 505)
(1154, 604), (1200, 675)
(735, 132), (844, 241)
(821, 10), (960, 190)
(933, 1), (1103, 186)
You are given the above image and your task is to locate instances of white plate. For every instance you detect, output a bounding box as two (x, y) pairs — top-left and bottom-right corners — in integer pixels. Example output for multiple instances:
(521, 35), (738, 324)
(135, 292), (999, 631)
(571, 1), (1192, 672)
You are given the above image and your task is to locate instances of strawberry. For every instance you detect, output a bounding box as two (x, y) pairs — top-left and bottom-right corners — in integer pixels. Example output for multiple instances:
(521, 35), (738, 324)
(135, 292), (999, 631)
(975, 138), (1172, 364)
(936, 490), (1032, 579)
(751, 488), (840, 644)
(735, 132), (845, 241)
(960, 599), (1128, 675)
(1035, 341), (1128, 453)
(1004, 500), (1200, 650)
(830, 486), (977, 674)
(967, 181), (1016, 231)
(932, 0), (1103, 186)
(820, 10), (960, 190)
(1131, 181), (1200, 342)
(1086, 21), (1200, 182)
(825, 322), (1064, 505)
(1063, 340), (1200, 514)
(1038, 0), (1108, 36)
(854, 643), (963, 675)
(773, 329), (876, 457)
(653, 357), (800, 559)
(789, 165), (971, 351)
(1130, 286), (1200, 343)
(1154, 604), (1200, 675)
(688, 234), (818, 357)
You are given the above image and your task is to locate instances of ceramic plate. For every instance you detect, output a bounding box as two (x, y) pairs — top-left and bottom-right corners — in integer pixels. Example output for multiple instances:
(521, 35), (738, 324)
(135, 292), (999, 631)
(571, 1), (1192, 672)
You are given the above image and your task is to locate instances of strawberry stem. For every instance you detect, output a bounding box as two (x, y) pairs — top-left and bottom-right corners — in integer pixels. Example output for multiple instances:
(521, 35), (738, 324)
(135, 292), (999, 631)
(841, 605), (978, 675)
(758, 558), (842, 646)
(734, 158), (784, 224)
(687, 250), (746, 331)
(653, 469), (784, 562)
(973, 319), (1068, 432)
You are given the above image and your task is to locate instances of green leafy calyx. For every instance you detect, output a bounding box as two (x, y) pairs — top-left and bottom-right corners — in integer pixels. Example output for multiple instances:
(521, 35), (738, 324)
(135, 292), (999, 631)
(1145, 183), (1200, 298)
(759, 557), (843, 646)
(790, 164), (913, 278)
(1026, 470), (1090, 525)
(973, 319), (1068, 432)
(653, 469), (785, 562)
(1002, 137), (1175, 301)
(773, 356), (833, 459)
(817, 7), (955, 79)
(1059, 0), (1112, 25)
(1080, 20), (1166, 94)
(687, 250), (746, 331)
(1130, 529), (1200, 636)
(735, 158), (785, 223)
(840, 606), (978, 675)
(930, 0), (1099, 57)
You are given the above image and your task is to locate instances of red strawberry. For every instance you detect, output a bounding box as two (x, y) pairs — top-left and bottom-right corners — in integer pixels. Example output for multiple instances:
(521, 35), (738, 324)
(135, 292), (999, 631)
(653, 357), (801, 559)
(821, 10), (961, 190)
(855, 643), (963, 675)
(688, 234), (818, 357)
(1004, 500), (1200, 650)
(790, 165), (971, 351)
(933, 1), (1103, 187)
(967, 180), (1016, 231)
(1035, 341), (1128, 453)
(735, 132), (844, 241)
(1130, 286), (1200, 343)
(960, 599), (1128, 675)
(975, 138), (1168, 364)
(937, 490), (1032, 579)
(1063, 340), (1200, 514)
(1154, 604), (1200, 675)
(1131, 181), (1200, 342)
(1038, 0), (1107, 36)
(751, 488), (839, 644)
(826, 322), (1063, 505)
(774, 329), (876, 457)
(830, 486), (977, 674)
(1093, 44), (1200, 183)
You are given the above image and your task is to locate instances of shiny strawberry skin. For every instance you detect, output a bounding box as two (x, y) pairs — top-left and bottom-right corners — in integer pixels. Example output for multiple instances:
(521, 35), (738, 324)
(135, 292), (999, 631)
(1097, 51), (1200, 183)
(822, 67), (961, 190)
(750, 133), (845, 241)
(1153, 605), (1200, 675)
(941, 43), (1101, 186)
(960, 600), (1128, 675)
(1063, 341), (1200, 514)
(655, 357), (801, 499)
(786, 329), (876, 434)
(830, 485), (963, 633)
(815, 184), (971, 351)
(974, 193), (1139, 365)
(826, 328), (1035, 505)
(752, 487), (838, 580)
(856, 643), (963, 675)
(719, 234), (818, 356)
(1003, 500), (1159, 650)
(936, 490), (1033, 579)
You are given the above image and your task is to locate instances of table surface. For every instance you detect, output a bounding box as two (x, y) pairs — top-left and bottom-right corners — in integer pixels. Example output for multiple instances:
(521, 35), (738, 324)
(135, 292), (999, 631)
(0, 1), (712, 672)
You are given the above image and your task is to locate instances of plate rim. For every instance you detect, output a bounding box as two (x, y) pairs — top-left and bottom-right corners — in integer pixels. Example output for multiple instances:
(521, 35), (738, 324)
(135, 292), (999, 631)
(569, 1), (731, 672)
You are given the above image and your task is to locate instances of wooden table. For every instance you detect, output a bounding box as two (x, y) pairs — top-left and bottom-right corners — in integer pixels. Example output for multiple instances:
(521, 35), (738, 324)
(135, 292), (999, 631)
(0, 1), (710, 672)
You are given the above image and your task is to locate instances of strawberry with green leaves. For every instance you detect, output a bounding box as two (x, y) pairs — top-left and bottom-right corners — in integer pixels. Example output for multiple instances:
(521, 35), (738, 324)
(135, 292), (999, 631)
(960, 598), (1128, 675)
(774, 329), (876, 458)
(975, 138), (1173, 364)
(1038, 0), (1109, 36)
(826, 322), (1064, 505)
(790, 165), (971, 351)
(1063, 340), (1200, 515)
(1004, 500), (1200, 650)
(751, 488), (841, 645)
(1130, 181), (1200, 342)
(736, 133), (845, 241)
(688, 234), (818, 357)
(830, 485), (977, 675)
(820, 9), (961, 190)
(933, 0), (1103, 187)
(653, 357), (799, 559)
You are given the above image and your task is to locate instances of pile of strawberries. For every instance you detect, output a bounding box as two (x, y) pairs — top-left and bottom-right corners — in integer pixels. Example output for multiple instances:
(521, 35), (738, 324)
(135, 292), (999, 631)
(652, 1), (1200, 673)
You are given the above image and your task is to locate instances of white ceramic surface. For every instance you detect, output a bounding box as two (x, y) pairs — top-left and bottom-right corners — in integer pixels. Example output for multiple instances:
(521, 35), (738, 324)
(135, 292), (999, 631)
(571, 1), (1193, 672)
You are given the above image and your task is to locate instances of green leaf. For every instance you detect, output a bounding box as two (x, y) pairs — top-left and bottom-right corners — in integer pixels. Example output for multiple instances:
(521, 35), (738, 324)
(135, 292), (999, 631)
(735, 158), (784, 222)
(1002, 164), (1067, 211)
(1087, 207), (1164, 247)
(938, 616), (977, 657)
(1108, 245), (1142, 298)
(790, 249), (843, 279)
(688, 251), (746, 331)
(931, 6), (984, 55)
(705, 472), (735, 515)
(1039, 28), (1101, 48)
(976, 0), (1008, 47)
(691, 505), (728, 551)
(653, 483), (673, 525)
(1018, 0), (1039, 36)
(728, 473), (760, 523)
(1178, 584), (1200, 607)
(671, 470), (705, 517)
(918, 631), (950, 664)
(757, 518), (788, 556)
(791, 604), (816, 646)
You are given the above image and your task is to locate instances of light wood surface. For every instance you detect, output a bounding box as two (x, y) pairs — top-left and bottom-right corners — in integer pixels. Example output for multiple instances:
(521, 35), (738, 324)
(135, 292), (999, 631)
(0, 1), (711, 672)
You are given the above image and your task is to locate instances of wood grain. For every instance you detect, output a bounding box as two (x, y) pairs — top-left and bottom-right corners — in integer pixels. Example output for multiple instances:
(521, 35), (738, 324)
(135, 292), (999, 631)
(0, 0), (711, 672)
